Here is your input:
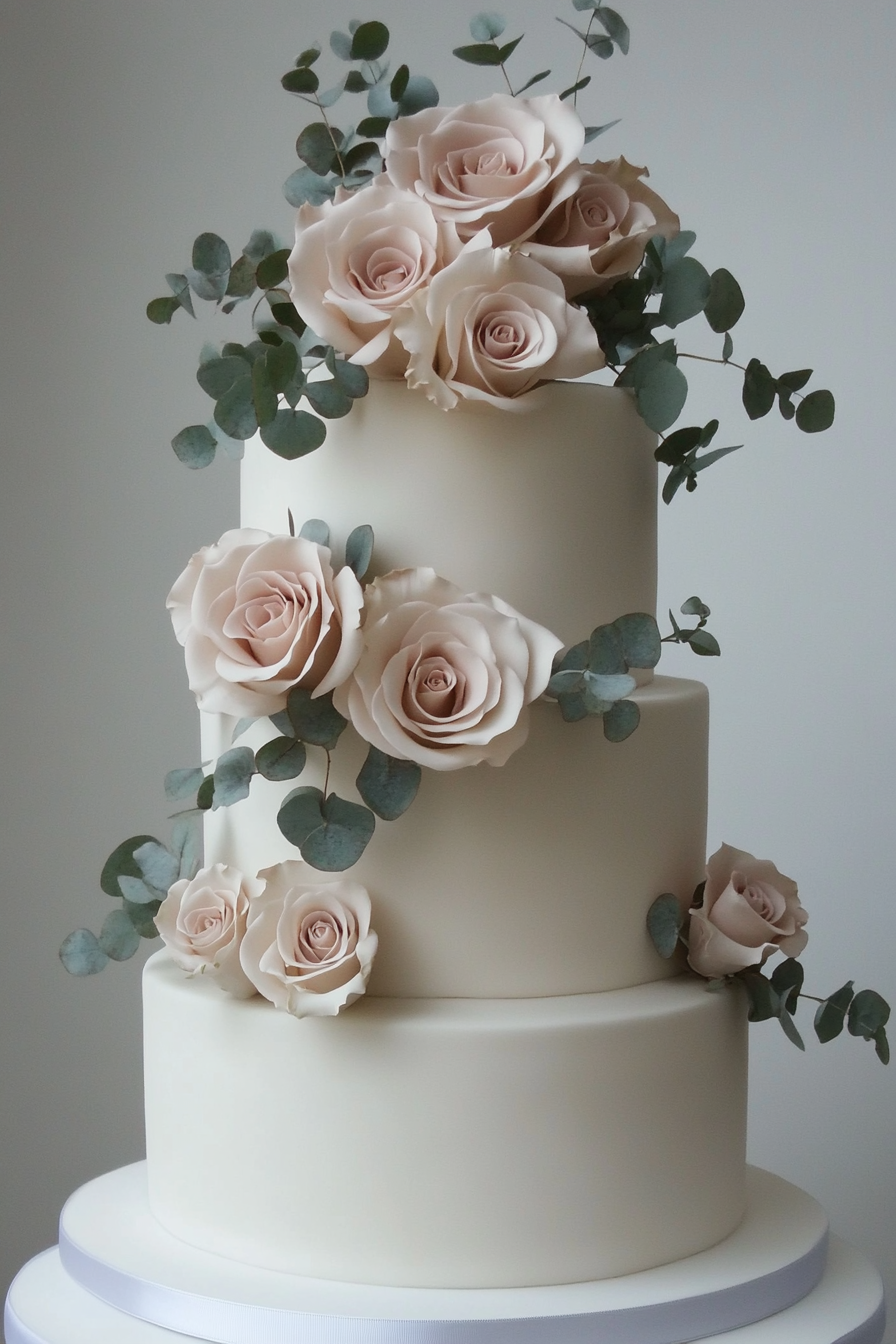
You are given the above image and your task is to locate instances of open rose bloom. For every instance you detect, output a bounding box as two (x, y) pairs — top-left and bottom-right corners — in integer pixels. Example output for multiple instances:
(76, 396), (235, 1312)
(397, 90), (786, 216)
(239, 861), (377, 1018)
(687, 843), (809, 980)
(167, 528), (364, 718)
(155, 863), (261, 999)
(284, 93), (676, 409)
(334, 567), (563, 770)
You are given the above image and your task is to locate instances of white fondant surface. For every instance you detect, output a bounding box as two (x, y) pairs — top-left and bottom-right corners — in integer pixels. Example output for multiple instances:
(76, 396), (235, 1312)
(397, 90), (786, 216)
(5, 1170), (884, 1343)
(240, 380), (658, 647)
(144, 955), (747, 1288)
(202, 677), (708, 998)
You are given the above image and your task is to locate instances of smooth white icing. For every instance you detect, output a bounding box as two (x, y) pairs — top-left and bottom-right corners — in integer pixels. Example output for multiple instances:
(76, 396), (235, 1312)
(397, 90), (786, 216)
(143, 953), (747, 1288)
(202, 676), (708, 997)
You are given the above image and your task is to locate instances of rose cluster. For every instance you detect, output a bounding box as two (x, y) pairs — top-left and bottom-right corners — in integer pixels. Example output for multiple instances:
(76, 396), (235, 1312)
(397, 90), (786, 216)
(168, 531), (563, 771)
(156, 860), (377, 1018)
(288, 93), (678, 409)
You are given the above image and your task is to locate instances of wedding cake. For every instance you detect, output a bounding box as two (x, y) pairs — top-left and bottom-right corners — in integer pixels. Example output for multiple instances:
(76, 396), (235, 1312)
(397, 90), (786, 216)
(4, 14), (888, 1343)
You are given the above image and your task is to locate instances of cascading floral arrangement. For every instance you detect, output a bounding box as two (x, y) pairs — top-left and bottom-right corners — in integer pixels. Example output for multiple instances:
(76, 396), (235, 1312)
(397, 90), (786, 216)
(58, 5), (889, 1057)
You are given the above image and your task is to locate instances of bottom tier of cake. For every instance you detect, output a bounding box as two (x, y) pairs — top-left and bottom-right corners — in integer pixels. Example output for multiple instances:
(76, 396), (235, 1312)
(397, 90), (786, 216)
(3, 1162), (885, 1344)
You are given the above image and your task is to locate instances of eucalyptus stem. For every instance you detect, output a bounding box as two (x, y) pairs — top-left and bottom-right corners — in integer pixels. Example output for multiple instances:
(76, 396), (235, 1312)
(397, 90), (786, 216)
(572, 11), (596, 107)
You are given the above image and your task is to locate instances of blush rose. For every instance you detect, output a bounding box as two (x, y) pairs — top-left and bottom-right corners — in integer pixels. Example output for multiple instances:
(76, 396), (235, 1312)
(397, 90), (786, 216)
(155, 862), (260, 998)
(392, 236), (604, 410)
(522, 156), (680, 297)
(334, 567), (563, 770)
(384, 93), (585, 245)
(687, 843), (809, 979)
(239, 861), (377, 1018)
(167, 528), (364, 719)
(287, 179), (461, 377)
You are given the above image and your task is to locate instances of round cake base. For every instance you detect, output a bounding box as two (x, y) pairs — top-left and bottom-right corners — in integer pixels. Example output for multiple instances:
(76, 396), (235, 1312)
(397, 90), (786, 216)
(3, 1162), (884, 1344)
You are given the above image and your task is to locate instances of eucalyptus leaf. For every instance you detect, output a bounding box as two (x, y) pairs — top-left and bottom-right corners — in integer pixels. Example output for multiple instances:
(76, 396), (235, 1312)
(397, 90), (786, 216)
(264, 341), (299, 394)
(224, 254), (257, 300)
(196, 775), (215, 811)
(742, 359), (777, 420)
(497, 36), (523, 62)
(680, 596), (710, 619)
(548, 668), (585, 697)
(165, 272), (196, 317)
(60, 929), (108, 976)
(345, 70), (371, 93)
(397, 76), (439, 116)
(123, 898), (163, 939)
(281, 66), (320, 94)
(133, 841), (180, 895)
(777, 1006), (805, 1051)
(330, 30), (353, 60)
(602, 698), (641, 742)
(654, 425), (702, 467)
(559, 76), (591, 100)
(345, 523), (374, 578)
(197, 355), (250, 400)
(251, 358), (278, 428)
(146, 296), (180, 325)
(100, 834), (159, 900)
(583, 670), (636, 704)
(269, 299), (307, 339)
(212, 746), (256, 808)
(704, 268), (745, 334)
(358, 115), (391, 138)
(283, 167), (337, 208)
(260, 407), (327, 459)
(350, 21), (389, 61)
(390, 64), (410, 101)
(332, 359), (370, 399)
(296, 123), (340, 176)
(588, 622), (626, 675)
(256, 248), (290, 290)
(189, 233), (231, 301)
(356, 747), (422, 820)
(847, 989), (891, 1040)
(515, 69), (551, 93)
(875, 1028), (890, 1065)
(814, 981), (854, 1043)
(453, 42), (505, 66)
(305, 379), (353, 419)
(583, 120), (620, 143)
(593, 5), (630, 53)
(686, 629), (721, 656)
(740, 969), (780, 1023)
(659, 257), (711, 328)
(722, 332), (734, 362)
(164, 767), (205, 802)
(317, 80), (349, 109)
(170, 815), (202, 881)
(770, 957), (804, 1014)
(795, 389), (835, 433)
(214, 373), (257, 440)
(646, 892), (684, 959)
(286, 686), (348, 747)
(635, 362), (688, 434)
(613, 612), (661, 669)
(303, 794), (377, 871)
(470, 11), (506, 40)
(255, 736), (308, 782)
(99, 908), (142, 962)
(117, 875), (160, 906)
(172, 425), (216, 470)
(243, 230), (280, 263)
(778, 368), (813, 392)
(558, 690), (588, 722)
(299, 518), (330, 545)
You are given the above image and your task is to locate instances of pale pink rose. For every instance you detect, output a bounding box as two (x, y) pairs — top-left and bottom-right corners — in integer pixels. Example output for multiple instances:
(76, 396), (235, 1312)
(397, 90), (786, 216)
(155, 863), (260, 998)
(239, 861), (377, 1018)
(334, 567), (563, 770)
(384, 93), (585, 245)
(167, 529), (364, 718)
(523, 157), (680, 296)
(392, 237), (604, 410)
(287, 179), (461, 376)
(687, 843), (809, 979)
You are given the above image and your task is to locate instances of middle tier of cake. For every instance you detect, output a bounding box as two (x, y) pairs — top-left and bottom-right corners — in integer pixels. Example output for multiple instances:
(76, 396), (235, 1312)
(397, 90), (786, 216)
(202, 675), (707, 998)
(143, 953), (748, 1289)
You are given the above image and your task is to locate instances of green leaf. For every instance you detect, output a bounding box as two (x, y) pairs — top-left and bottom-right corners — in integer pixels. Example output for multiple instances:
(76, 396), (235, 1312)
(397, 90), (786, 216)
(100, 834), (159, 900)
(165, 273), (196, 316)
(196, 775), (215, 811)
(515, 69), (551, 94)
(583, 119), (620, 143)
(99, 908), (142, 962)
(813, 980), (854, 1043)
(259, 407), (326, 459)
(332, 359), (370, 399)
(190, 233), (231, 301)
(777, 368), (813, 392)
(60, 929), (108, 976)
(224, 255), (257, 301)
(390, 64), (410, 101)
(646, 892), (684, 959)
(722, 332), (734, 362)
(269, 299), (307, 339)
(330, 30), (353, 60)
(548, 668), (585, 697)
(170, 815), (201, 881)
(255, 248), (290, 291)
(146, 296), (180, 325)
(277, 787), (376, 871)
(614, 612), (661, 669)
(123, 898), (162, 939)
(559, 75), (591, 100)
(299, 517), (330, 545)
(874, 1028), (890, 1065)
(593, 5), (630, 53)
(213, 373), (257, 441)
(742, 358), (777, 420)
(345, 70), (371, 93)
(740, 969), (780, 1022)
(681, 595), (710, 619)
(358, 115), (391, 137)
(686, 629), (721, 657)
(659, 257), (711, 328)
(357, 746), (422, 820)
(557, 689), (588, 722)
(795, 389), (835, 433)
(172, 425), (216, 470)
(777, 1005), (806, 1051)
(212, 746), (256, 808)
(296, 123), (341, 176)
(397, 75), (439, 117)
(133, 841), (179, 895)
(197, 354), (250, 400)
(345, 523), (374, 578)
(243, 229), (280, 263)
(283, 166), (337, 208)
(453, 42), (505, 65)
(341, 140), (383, 176)
(636, 362), (688, 433)
(316, 80), (348, 109)
(251, 358), (278, 428)
(164, 767), (205, 802)
(255, 736), (308, 782)
(282, 66), (320, 94)
(588, 622), (626, 675)
(350, 21), (389, 60)
(848, 989), (891, 1040)
(470, 11), (506, 39)
(655, 425), (703, 468)
(117, 875), (160, 906)
(770, 957), (804, 1014)
(704, 268), (744, 334)
(602, 698), (640, 742)
(286, 686), (348, 747)
(497, 36), (523, 61)
(296, 45), (322, 68)
(305, 379), (353, 419)
(264, 341), (299, 394)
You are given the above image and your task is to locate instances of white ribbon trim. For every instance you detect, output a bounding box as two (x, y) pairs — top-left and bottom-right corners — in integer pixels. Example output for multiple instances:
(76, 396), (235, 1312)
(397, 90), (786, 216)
(57, 1223), (829, 1344)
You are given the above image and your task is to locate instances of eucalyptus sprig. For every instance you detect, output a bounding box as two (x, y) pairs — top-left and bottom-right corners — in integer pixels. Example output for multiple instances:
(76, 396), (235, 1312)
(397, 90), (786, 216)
(647, 892), (891, 1064)
(453, 13), (551, 99)
(662, 597), (720, 657)
(547, 611), (661, 740)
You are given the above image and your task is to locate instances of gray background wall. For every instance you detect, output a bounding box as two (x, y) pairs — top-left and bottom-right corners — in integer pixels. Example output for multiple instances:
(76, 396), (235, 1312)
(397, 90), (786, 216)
(2, 0), (894, 1336)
